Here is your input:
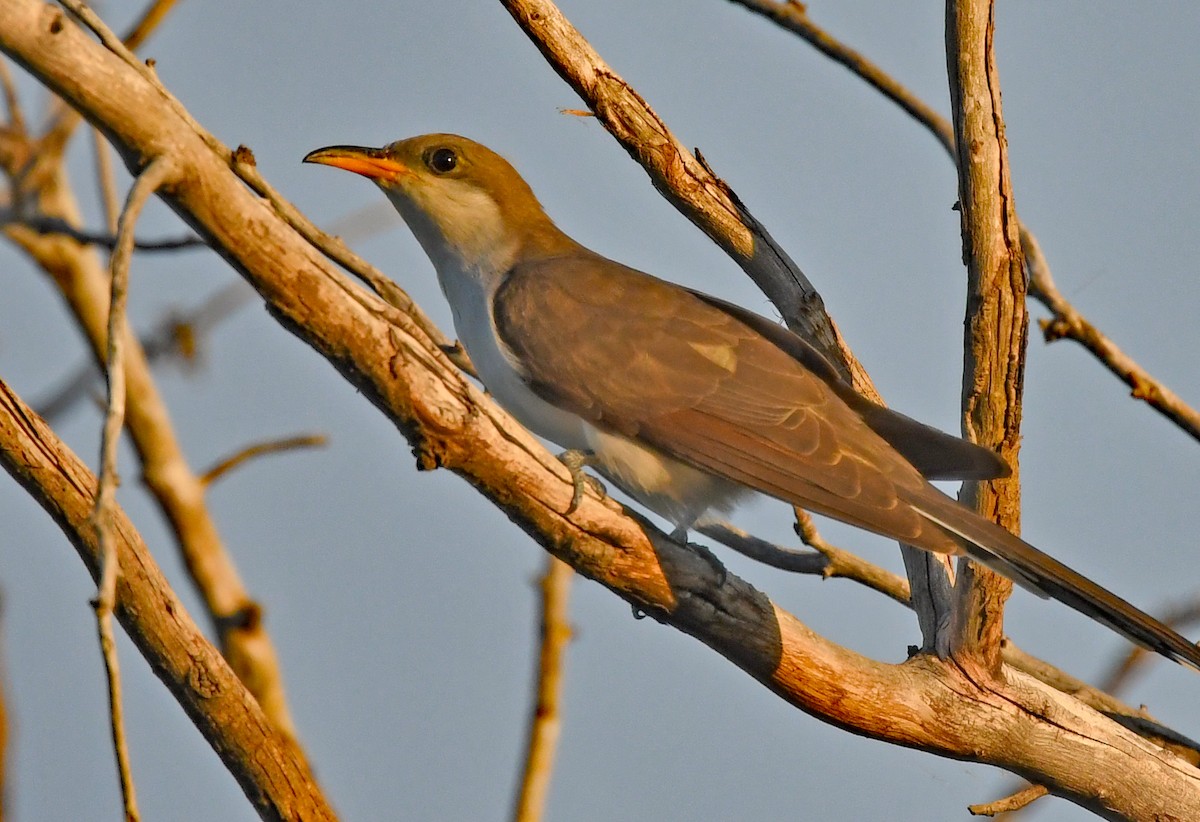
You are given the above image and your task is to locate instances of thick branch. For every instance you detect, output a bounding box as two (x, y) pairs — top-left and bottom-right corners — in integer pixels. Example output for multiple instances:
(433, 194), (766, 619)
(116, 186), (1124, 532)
(944, 0), (1027, 674)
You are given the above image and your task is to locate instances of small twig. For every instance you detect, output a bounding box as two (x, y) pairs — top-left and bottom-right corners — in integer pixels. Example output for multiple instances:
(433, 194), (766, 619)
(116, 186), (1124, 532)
(511, 556), (574, 822)
(121, 0), (178, 51)
(1023, 227), (1200, 443)
(92, 129), (119, 234)
(4, 212), (206, 251)
(968, 783), (1049, 816)
(58, 0), (157, 80)
(696, 517), (912, 606)
(233, 146), (474, 376)
(0, 59), (24, 135)
(91, 155), (176, 822)
(200, 434), (328, 487)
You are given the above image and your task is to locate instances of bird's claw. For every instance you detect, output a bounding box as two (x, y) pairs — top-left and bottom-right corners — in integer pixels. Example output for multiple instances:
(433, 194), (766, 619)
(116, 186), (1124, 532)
(558, 449), (606, 514)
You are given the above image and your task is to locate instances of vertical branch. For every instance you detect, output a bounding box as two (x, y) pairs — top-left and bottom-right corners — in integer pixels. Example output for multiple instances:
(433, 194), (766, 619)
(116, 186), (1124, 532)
(944, 0), (1028, 674)
(91, 156), (177, 822)
(511, 557), (574, 822)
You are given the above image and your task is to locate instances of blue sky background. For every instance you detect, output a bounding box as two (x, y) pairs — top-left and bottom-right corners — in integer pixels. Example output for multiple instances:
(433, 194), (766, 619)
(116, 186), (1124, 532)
(2, 2), (1199, 819)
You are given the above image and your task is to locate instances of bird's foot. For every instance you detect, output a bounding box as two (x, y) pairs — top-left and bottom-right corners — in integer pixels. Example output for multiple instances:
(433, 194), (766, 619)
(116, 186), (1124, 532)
(558, 449), (607, 514)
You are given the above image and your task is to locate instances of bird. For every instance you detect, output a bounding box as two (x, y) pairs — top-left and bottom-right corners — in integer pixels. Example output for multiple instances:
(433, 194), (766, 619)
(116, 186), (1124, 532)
(304, 133), (1200, 670)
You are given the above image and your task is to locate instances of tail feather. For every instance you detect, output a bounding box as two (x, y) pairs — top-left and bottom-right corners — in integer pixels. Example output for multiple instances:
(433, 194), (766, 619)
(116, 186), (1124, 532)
(912, 493), (1200, 672)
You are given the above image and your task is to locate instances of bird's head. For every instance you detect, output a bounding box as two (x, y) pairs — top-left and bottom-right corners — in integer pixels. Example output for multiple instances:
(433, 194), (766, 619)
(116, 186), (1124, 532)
(304, 133), (569, 273)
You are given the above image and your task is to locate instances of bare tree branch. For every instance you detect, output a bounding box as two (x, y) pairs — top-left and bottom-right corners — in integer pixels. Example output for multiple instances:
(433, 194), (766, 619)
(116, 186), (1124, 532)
(229, 146), (469, 372)
(697, 518), (914, 606)
(0, 377), (336, 821)
(4, 212), (206, 250)
(943, 0), (1026, 674)
(968, 783), (1049, 816)
(1022, 227), (1200, 443)
(119, 0), (178, 52)
(0, 59), (25, 135)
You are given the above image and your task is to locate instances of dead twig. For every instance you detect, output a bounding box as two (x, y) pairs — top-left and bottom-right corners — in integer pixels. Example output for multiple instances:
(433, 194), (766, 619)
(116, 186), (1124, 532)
(200, 434), (328, 487)
(232, 147), (475, 376)
(968, 783), (1049, 816)
(91, 155), (177, 822)
(1023, 227), (1200, 443)
(696, 517), (913, 606)
(0, 59), (24, 135)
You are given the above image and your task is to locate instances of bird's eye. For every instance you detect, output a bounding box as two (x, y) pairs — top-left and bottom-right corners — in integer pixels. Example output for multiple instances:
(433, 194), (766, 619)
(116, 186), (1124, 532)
(427, 148), (458, 174)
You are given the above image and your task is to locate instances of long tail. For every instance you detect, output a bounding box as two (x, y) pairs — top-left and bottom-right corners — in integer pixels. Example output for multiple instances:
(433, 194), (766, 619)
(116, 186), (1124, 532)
(911, 491), (1200, 671)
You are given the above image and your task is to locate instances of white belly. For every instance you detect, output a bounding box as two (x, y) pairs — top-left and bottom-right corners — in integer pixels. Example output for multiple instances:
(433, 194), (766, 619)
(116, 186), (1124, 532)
(584, 428), (749, 529)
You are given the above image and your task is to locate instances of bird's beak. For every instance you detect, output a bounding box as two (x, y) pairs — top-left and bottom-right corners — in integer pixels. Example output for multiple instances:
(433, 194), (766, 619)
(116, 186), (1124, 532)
(302, 145), (410, 182)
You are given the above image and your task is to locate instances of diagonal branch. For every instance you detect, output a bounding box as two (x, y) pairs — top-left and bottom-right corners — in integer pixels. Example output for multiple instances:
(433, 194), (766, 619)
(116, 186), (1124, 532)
(0, 378), (335, 821)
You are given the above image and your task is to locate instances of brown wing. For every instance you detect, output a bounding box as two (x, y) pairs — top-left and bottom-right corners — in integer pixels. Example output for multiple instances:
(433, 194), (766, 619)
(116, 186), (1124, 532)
(492, 251), (958, 552)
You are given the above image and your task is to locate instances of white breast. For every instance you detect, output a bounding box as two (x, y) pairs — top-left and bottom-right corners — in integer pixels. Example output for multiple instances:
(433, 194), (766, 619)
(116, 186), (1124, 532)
(439, 261), (591, 451)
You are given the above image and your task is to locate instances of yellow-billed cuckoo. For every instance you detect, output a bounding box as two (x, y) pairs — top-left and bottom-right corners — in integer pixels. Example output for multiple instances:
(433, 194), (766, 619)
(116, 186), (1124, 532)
(304, 133), (1200, 669)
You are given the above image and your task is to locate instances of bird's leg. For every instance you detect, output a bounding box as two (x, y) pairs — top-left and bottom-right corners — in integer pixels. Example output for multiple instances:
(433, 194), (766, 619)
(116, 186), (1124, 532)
(557, 449), (607, 514)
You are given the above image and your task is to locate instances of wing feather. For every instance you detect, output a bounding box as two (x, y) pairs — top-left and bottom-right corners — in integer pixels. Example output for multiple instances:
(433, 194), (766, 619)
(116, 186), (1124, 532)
(494, 251), (958, 551)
